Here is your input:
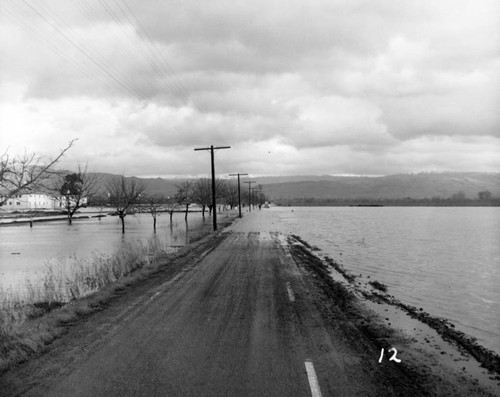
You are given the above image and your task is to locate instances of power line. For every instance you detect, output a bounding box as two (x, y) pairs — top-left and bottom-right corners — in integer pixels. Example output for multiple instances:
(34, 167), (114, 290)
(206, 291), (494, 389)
(21, 0), (146, 101)
(119, 0), (222, 145)
(76, 0), (159, 87)
(120, 0), (194, 106)
(79, 0), (199, 133)
(4, 0), (217, 142)
(1, 3), (122, 99)
(72, 1), (186, 130)
(97, 0), (161, 85)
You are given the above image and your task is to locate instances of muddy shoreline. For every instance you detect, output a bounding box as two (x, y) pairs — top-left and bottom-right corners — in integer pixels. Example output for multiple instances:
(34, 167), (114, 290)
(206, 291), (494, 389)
(290, 233), (500, 376)
(362, 289), (500, 375)
(288, 233), (500, 395)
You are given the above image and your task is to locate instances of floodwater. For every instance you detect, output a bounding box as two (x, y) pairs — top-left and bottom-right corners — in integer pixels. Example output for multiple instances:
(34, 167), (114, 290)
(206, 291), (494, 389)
(1, 206), (499, 355)
(266, 206), (500, 355)
(0, 212), (209, 293)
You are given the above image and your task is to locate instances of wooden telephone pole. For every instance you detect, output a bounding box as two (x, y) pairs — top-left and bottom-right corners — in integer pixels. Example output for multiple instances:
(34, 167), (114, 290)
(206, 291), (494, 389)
(194, 145), (231, 230)
(251, 187), (259, 209)
(229, 173), (248, 218)
(243, 180), (256, 211)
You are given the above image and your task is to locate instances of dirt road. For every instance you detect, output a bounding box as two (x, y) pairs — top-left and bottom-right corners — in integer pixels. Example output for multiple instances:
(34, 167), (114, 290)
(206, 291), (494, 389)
(1, 212), (497, 396)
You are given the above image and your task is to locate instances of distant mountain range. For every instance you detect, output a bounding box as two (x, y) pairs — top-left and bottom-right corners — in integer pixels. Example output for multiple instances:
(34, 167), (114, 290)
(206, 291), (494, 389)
(256, 173), (500, 200)
(93, 173), (187, 198)
(93, 172), (500, 201)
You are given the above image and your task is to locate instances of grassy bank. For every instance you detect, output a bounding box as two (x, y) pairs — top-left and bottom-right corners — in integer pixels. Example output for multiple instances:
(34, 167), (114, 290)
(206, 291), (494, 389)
(0, 238), (168, 373)
(0, 211), (237, 374)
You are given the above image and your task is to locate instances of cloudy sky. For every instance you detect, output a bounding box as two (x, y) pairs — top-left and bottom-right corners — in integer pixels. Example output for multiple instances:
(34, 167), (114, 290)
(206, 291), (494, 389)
(1, 0), (499, 178)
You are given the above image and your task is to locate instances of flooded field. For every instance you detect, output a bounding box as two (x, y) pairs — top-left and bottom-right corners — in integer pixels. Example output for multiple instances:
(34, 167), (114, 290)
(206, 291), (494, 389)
(0, 211), (210, 294)
(266, 206), (500, 355)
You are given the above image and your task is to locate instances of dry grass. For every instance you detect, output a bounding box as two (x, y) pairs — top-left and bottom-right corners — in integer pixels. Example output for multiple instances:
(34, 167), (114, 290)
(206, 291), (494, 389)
(0, 237), (168, 373)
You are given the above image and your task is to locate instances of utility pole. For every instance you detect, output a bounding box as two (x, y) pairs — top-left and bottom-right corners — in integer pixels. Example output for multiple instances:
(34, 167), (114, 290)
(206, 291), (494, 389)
(229, 173), (248, 218)
(194, 145), (231, 230)
(243, 180), (256, 212)
(251, 187), (259, 210)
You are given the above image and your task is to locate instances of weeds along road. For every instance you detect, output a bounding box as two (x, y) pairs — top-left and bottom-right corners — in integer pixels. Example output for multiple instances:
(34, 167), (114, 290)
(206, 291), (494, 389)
(1, 211), (486, 396)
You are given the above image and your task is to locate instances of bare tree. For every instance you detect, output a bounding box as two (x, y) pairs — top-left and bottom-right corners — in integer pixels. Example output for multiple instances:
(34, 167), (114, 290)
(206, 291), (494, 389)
(0, 140), (76, 206)
(215, 179), (227, 212)
(164, 196), (179, 224)
(144, 194), (164, 233)
(57, 164), (100, 225)
(241, 190), (250, 209)
(107, 176), (146, 233)
(224, 181), (239, 209)
(175, 181), (194, 221)
(193, 178), (211, 218)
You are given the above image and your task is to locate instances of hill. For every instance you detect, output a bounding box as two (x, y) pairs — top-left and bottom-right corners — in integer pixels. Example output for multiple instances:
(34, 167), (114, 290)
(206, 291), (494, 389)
(93, 173), (187, 198)
(90, 172), (499, 202)
(258, 173), (500, 201)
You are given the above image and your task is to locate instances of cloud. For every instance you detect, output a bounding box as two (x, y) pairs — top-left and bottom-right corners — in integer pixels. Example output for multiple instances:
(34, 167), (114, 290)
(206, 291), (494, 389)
(283, 95), (392, 148)
(0, 0), (499, 177)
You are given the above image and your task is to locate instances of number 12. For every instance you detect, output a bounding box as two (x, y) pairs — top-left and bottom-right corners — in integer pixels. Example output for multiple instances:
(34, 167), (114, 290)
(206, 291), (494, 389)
(379, 347), (401, 363)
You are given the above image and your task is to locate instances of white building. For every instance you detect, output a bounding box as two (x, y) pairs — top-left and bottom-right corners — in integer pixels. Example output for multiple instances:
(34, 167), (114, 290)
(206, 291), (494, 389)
(0, 193), (61, 210)
(0, 193), (87, 211)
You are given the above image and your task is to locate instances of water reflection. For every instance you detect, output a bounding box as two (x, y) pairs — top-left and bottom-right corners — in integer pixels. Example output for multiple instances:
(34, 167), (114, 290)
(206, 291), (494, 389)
(271, 206), (500, 354)
(0, 212), (207, 290)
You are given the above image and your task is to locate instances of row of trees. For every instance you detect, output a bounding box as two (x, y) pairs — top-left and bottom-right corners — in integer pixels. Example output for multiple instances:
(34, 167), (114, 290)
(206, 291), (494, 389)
(109, 177), (268, 233)
(1, 145), (269, 233)
(173, 179), (267, 218)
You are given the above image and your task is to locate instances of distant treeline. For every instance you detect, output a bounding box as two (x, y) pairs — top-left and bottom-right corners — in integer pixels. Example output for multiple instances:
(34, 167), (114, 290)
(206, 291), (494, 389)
(274, 197), (500, 207)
